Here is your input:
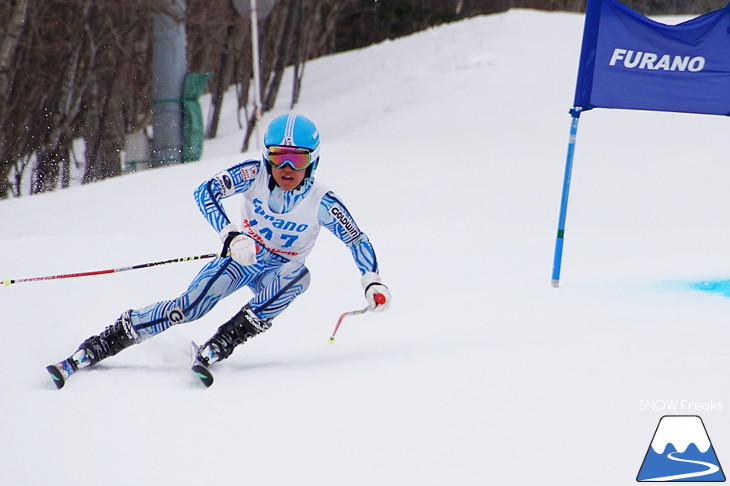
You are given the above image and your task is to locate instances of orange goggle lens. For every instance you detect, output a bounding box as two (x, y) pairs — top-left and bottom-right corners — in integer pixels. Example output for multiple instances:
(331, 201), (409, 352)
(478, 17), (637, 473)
(266, 146), (312, 170)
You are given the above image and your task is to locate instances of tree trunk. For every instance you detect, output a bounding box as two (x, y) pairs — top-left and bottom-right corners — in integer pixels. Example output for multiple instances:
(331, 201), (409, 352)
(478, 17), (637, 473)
(0, 0), (30, 198)
(262, 0), (299, 111)
(32, 141), (68, 194)
(30, 0), (93, 194)
(83, 77), (123, 184)
(0, 0), (30, 115)
(242, 108), (258, 152)
(206, 24), (235, 139)
(291, 0), (313, 108)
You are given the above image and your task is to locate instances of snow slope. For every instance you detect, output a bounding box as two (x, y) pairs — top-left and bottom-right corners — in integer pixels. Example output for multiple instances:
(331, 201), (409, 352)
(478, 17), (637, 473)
(2, 9), (729, 485)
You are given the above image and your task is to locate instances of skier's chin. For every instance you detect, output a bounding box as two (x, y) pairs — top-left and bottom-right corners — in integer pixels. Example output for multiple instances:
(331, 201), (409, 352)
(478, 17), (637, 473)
(279, 179), (297, 190)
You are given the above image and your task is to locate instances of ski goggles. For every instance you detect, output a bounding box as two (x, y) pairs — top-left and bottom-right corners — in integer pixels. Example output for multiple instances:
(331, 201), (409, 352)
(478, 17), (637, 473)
(265, 146), (313, 171)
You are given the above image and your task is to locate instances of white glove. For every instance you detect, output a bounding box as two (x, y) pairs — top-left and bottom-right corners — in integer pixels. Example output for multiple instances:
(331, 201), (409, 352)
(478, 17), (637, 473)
(361, 272), (391, 312)
(219, 224), (257, 266)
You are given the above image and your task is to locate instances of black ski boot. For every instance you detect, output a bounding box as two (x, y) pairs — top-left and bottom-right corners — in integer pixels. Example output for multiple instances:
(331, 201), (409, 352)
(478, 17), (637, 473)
(76, 309), (140, 366)
(191, 305), (270, 387)
(47, 310), (140, 389)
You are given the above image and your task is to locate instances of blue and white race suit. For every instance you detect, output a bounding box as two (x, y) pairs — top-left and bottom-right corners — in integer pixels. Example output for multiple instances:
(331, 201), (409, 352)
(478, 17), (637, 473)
(128, 159), (379, 338)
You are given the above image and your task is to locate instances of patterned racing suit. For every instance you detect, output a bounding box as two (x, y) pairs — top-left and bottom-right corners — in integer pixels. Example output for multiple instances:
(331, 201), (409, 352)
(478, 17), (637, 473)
(128, 159), (379, 338)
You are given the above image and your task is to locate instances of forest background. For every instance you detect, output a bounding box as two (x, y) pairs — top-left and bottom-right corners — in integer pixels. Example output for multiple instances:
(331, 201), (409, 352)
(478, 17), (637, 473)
(0, 0), (724, 199)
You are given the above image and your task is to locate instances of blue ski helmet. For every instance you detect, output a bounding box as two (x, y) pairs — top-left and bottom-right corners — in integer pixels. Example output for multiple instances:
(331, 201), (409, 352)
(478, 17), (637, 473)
(263, 113), (320, 177)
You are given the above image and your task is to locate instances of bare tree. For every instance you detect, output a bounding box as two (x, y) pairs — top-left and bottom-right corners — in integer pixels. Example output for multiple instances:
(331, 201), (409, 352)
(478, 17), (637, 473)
(0, 0), (173, 198)
(6, 0), (723, 199)
(0, 0), (30, 195)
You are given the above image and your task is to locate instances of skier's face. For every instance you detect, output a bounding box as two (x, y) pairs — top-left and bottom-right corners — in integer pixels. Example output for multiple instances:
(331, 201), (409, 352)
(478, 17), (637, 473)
(271, 165), (306, 191)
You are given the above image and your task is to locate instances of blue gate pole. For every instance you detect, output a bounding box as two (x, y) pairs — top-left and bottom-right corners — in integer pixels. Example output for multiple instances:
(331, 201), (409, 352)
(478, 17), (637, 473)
(551, 107), (582, 288)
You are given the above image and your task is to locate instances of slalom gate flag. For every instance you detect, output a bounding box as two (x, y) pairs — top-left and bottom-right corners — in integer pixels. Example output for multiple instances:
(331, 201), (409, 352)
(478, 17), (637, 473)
(574, 0), (730, 115)
(551, 0), (730, 288)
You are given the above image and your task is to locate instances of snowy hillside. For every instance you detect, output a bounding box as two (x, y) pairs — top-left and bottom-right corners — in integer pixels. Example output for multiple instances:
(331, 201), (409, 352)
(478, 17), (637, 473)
(2, 8), (730, 486)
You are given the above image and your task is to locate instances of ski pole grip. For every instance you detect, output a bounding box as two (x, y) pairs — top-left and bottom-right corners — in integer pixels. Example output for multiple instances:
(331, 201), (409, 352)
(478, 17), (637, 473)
(220, 231), (242, 258)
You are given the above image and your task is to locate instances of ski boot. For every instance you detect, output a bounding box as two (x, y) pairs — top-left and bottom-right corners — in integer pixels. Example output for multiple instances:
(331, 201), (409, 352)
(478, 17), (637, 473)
(191, 305), (270, 387)
(47, 310), (140, 389)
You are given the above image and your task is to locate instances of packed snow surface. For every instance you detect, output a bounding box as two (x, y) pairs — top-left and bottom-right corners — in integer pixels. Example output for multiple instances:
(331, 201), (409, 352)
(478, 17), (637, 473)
(2, 9), (729, 485)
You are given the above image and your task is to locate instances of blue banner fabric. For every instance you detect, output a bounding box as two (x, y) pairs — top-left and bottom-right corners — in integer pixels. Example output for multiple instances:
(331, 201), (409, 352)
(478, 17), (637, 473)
(574, 0), (730, 115)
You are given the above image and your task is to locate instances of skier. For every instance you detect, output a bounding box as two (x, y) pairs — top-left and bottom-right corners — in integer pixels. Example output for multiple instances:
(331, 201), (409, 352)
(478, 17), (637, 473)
(47, 113), (391, 388)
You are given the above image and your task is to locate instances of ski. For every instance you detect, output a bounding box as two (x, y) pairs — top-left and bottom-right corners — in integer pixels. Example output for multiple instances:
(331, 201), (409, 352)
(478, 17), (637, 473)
(190, 341), (214, 387)
(46, 359), (76, 389)
(47, 343), (214, 389)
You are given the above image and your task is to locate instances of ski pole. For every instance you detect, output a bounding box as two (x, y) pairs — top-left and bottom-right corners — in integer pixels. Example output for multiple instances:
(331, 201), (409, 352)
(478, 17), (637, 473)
(328, 293), (386, 344)
(3, 253), (218, 287)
